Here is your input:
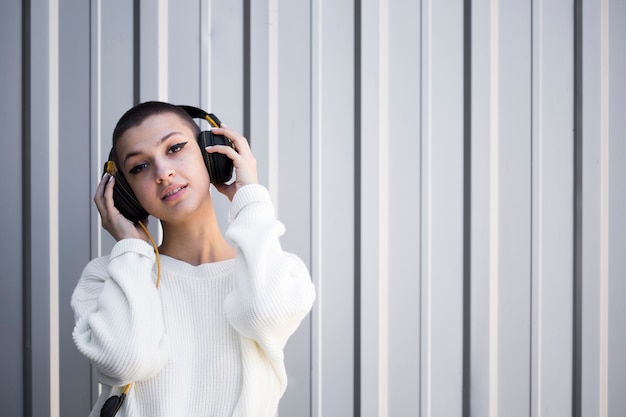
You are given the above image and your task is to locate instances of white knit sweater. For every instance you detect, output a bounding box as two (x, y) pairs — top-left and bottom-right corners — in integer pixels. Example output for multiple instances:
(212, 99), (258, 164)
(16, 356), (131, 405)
(72, 185), (316, 417)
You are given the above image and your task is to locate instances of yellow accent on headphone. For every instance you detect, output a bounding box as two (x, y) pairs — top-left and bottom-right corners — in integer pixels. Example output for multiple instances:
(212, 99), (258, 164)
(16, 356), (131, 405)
(205, 114), (220, 128)
(105, 160), (118, 176)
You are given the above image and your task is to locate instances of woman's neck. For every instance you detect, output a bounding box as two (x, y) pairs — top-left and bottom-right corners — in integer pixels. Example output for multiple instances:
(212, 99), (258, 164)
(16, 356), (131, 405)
(158, 209), (235, 266)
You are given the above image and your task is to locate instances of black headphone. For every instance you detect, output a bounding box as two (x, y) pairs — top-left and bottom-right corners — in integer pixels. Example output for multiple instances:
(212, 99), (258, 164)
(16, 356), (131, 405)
(103, 105), (235, 224)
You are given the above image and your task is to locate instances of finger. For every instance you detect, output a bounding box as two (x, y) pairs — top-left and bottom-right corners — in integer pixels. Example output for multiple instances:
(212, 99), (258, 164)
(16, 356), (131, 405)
(102, 175), (118, 214)
(205, 144), (240, 161)
(95, 173), (109, 199)
(94, 173), (111, 212)
(206, 144), (257, 177)
(96, 175), (119, 224)
(211, 127), (251, 154)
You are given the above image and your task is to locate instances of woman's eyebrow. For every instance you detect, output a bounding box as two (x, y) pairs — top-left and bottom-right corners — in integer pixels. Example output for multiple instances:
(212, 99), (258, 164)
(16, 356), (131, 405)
(123, 131), (183, 162)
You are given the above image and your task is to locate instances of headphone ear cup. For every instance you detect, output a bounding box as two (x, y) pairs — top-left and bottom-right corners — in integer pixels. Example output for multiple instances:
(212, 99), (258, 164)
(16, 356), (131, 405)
(197, 131), (234, 184)
(103, 162), (149, 224)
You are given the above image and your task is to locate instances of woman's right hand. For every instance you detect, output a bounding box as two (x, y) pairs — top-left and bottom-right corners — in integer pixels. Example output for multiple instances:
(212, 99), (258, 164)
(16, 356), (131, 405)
(94, 173), (148, 242)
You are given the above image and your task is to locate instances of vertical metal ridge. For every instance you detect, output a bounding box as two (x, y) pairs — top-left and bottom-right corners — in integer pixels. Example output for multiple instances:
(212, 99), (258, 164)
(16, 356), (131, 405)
(598, 1), (609, 414)
(243, 0), (251, 141)
(462, 1), (472, 416)
(528, 0), (534, 412)
(418, 1), (424, 414)
(354, 0), (362, 416)
(48, 2), (60, 415)
(308, 0), (315, 405)
(133, 0), (140, 104)
(88, 0), (102, 403)
(488, 1), (500, 414)
(22, 0), (32, 415)
(572, 1), (583, 416)
(377, 2), (390, 414)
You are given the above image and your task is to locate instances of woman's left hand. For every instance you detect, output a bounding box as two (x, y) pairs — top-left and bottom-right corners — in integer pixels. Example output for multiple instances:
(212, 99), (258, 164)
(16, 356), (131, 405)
(205, 125), (258, 201)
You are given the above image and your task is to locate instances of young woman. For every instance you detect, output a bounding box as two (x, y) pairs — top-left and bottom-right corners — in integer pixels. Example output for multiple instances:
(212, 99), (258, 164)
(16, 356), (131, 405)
(71, 101), (315, 417)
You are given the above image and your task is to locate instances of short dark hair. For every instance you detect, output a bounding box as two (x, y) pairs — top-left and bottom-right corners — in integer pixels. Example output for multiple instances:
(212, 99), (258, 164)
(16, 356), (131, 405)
(111, 101), (200, 161)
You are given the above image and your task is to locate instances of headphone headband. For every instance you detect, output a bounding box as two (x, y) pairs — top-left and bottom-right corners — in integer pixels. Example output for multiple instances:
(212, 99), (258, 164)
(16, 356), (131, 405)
(178, 105), (221, 128)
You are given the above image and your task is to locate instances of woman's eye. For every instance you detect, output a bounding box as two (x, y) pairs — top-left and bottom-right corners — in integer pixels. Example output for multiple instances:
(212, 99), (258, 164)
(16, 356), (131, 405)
(169, 142), (188, 153)
(129, 162), (149, 174)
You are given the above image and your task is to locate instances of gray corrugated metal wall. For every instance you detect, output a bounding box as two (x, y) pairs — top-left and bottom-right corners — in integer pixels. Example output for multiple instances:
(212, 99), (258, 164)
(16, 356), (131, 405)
(1, 0), (624, 416)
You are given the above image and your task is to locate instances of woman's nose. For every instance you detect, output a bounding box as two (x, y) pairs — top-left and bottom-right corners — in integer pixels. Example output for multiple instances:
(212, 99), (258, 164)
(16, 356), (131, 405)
(154, 160), (175, 182)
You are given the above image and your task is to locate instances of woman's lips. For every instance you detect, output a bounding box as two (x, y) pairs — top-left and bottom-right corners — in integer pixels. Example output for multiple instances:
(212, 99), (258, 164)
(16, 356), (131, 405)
(162, 185), (187, 200)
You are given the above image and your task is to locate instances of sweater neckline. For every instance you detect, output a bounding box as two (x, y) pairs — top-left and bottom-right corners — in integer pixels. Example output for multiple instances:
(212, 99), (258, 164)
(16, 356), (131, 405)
(158, 254), (235, 279)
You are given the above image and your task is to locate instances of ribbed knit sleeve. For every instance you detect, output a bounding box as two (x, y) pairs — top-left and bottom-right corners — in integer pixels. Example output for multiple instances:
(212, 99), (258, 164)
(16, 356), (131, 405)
(223, 185), (316, 390)
(71, 238), (170, 387)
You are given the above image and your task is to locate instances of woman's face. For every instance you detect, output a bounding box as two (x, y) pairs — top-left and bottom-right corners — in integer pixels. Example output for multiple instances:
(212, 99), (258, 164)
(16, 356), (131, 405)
(115, 113), (211, 223)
